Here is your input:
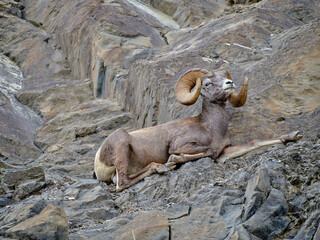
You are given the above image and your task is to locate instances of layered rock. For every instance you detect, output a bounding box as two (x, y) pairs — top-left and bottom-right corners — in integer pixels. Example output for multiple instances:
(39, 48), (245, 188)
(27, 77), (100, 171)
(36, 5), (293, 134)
(114, 1), (320, 144)
(140, 0), (228, 27)
(16, 0), (320, 143)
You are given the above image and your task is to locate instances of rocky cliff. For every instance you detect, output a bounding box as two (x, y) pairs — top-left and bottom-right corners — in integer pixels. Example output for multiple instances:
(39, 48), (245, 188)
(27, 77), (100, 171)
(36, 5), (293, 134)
(0, 0), (319, 239)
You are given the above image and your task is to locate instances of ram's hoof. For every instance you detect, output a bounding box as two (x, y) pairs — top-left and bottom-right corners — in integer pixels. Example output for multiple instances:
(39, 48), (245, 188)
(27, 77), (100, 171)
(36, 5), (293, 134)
(168, 155), (176, 163)
(156, 162), (176, 174)
(116, 185), (126, 192)
(166, 162), (176, 168)
(281, 130), (303, 144)
(289, 131), (303, 141)
(168, 154), (184, 163)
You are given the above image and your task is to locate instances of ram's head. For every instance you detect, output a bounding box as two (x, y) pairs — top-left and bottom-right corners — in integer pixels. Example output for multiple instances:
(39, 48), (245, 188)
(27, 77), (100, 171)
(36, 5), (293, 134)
(175, 68), (248, 107)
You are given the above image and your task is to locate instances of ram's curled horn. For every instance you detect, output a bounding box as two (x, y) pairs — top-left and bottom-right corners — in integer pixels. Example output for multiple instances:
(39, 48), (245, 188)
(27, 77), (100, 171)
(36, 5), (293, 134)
(228, 77), (249, 107)
(175, 68), (210, 105)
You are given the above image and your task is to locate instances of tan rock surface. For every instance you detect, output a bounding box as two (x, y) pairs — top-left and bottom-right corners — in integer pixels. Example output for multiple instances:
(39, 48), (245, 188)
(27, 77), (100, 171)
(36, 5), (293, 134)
(7, 205), (69, 240)
(116, 211), (169, 240)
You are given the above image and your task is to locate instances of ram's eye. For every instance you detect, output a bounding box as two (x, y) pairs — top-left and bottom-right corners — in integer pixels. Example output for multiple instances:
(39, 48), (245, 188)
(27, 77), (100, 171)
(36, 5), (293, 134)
(205, 82), (211, 87)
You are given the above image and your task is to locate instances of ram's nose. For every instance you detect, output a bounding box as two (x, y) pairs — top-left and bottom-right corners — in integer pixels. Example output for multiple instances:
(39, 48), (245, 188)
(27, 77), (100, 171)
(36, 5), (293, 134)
(224, 80), (236, 90)
(226, 80), (234, 87)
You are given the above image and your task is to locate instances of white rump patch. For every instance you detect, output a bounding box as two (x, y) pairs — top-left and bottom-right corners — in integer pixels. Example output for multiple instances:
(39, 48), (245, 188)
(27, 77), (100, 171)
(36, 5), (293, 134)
(94, 147), (116, 183)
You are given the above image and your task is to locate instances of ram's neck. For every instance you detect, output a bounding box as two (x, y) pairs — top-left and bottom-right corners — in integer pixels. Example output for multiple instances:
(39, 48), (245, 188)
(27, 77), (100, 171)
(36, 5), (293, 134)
(198, 98), (229, 132)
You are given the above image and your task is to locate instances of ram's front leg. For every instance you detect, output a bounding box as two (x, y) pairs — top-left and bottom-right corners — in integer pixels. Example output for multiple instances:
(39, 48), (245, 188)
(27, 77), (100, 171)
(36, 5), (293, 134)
(216, 130), (302, 164)
(168, 149), (213, 164)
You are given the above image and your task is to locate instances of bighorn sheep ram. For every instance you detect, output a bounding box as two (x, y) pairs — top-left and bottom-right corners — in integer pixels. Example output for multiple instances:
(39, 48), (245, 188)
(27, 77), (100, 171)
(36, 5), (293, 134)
(94, 68), (302, 191)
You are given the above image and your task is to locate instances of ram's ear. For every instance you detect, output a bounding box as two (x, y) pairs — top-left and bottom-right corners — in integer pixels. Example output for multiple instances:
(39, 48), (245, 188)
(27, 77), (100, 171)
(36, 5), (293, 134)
(224, 71), (232, 80)
(228, 77), (248, 107)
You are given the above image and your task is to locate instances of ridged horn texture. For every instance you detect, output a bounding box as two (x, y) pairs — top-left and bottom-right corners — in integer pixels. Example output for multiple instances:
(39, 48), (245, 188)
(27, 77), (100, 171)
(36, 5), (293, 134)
(175, 68), (210, 105)
(228, 77), (249, 107)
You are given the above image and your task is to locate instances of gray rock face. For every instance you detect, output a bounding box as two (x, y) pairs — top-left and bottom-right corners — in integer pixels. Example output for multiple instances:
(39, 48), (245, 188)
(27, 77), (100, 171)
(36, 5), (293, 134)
(12, 181), (47, 201)
(314, 223), (320, 240)
(140, 0), (228, 27)
(293, 211), (320, 240)
(243, 188), (291, 239)
(0, 0), (319, 239)
(3, 166), (45, 187)
(0, 54), (42, 163)
(243, 168), (271, 221)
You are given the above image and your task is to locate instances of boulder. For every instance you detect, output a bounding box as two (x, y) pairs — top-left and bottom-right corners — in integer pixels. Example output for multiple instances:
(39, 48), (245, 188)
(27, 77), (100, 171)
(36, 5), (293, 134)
(243, 188), (291, 239)
(0, 199), (49, 233)
(243, 168), (271, 221)
(6, 205), (69, 240)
